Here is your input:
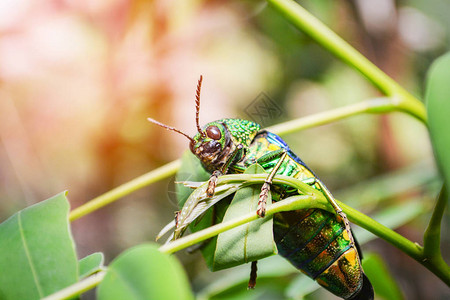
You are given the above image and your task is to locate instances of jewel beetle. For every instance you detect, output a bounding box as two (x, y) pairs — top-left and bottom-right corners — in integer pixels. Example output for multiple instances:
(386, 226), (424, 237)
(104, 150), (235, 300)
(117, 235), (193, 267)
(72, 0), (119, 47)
(149, 76), (374, 299)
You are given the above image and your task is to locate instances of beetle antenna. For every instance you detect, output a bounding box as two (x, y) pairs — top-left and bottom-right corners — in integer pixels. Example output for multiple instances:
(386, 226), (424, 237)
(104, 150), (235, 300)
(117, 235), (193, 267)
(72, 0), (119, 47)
(195, 75), (206, 137)
(147, 117), (194, 143)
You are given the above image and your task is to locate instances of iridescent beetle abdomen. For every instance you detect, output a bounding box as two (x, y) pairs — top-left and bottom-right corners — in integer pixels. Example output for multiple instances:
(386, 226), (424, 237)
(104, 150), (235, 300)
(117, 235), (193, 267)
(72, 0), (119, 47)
(274, 209), (363, 299)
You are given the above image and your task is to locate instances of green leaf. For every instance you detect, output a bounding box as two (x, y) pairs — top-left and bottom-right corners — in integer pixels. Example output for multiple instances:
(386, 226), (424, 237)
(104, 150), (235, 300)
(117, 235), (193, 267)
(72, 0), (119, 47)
(213, 164), (277, 271)
(97, 244), (193, 300)
(362, 253), (403, 300)
(79, 252), (104, 279)
(0, 192), (78, 300)
(426, 52), (450, 195)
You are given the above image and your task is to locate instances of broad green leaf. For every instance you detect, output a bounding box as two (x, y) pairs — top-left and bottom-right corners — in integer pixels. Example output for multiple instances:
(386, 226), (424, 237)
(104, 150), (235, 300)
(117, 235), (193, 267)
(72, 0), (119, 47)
(79, 252), (104, 279)
(213, 164), (277, 271)
(97, 244), (193, 300)
(426, 52), (450, 195)
(0, 192), (78, 300)
(362, 253), (403, 300)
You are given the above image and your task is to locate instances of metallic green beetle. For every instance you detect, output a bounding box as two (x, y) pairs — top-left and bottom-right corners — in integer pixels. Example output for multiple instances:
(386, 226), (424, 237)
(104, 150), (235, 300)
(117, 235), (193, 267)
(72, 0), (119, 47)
(149, 76), (374, 299)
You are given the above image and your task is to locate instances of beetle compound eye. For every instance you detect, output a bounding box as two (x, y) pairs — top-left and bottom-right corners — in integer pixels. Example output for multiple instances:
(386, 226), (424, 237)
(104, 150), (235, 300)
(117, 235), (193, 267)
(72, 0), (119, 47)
(206, 125), (221, 140)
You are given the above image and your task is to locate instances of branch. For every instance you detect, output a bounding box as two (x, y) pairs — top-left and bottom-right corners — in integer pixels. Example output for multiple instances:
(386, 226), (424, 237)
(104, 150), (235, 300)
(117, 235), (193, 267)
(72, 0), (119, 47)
(69, 160), (181, 221)
(266, 0), (427, 123)
(42, 271), (106, 300)
(159, 175), (421, 259)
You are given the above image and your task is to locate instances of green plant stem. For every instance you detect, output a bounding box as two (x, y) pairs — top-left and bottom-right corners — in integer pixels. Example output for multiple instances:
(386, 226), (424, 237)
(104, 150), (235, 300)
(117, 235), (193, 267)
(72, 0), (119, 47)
(69, 160), (180, 221)
(267, 97), (393, 135)
(266, 0), (427, 124)
(339, 201), (423, 260)
(159, 195), (323, 254)
(42, 271), (106, 300)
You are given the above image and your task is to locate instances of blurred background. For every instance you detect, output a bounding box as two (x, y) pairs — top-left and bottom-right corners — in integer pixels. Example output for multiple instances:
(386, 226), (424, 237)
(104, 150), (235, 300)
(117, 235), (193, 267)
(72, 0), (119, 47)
(0, 0), (449, 299)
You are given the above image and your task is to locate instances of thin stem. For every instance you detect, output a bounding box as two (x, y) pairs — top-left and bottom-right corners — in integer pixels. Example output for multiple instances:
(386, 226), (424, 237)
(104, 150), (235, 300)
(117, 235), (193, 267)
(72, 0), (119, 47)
(266, 0), (427, 124)
(69, 160), (180, 221)
(339, 202), (423, 260)
(159, 195), (317, 254)
(42, 271), (106, 300)
(267, 97), (393, 135)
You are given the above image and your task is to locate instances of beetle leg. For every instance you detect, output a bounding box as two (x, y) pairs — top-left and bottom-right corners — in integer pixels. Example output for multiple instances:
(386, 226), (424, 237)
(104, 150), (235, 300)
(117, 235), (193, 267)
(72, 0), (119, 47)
(256, 151), (288, 217)
(207, 144), (244, 197)
(256, 184), (270, 217)
(314, 179), (356, 247)
(248, 260), (258, 289)
(302, 177), (359, 262)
